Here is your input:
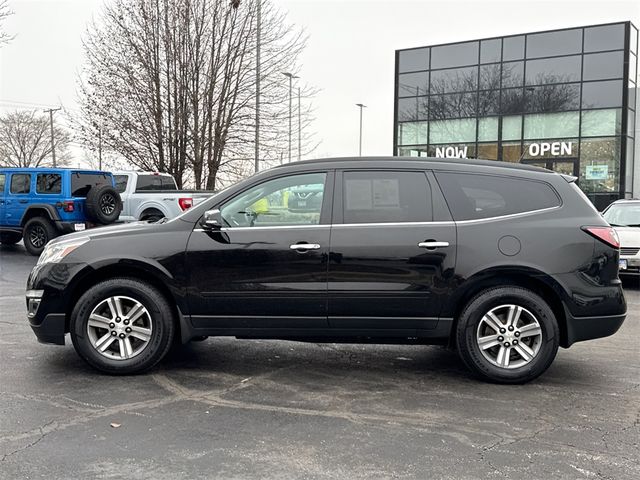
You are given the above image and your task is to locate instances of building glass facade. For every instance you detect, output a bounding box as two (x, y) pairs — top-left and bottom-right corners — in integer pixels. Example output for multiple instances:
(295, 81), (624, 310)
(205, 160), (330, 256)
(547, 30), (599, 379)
(394, 22), (639, 210)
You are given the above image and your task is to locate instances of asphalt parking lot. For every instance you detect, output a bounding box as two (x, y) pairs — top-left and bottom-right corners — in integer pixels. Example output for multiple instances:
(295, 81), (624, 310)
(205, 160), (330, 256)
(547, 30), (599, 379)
(0, 243), (639, 480)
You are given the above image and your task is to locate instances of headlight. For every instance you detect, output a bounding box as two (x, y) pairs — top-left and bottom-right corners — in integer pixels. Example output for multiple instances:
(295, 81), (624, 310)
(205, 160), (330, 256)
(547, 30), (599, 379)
(37, 237), (90, 265)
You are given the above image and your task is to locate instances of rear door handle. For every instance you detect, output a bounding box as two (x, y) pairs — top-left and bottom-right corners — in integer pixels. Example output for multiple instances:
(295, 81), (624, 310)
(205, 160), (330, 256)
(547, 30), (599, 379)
(418, 241), (449, 249)
(290, 243), (321, 251)
(18, 199), (28, 204)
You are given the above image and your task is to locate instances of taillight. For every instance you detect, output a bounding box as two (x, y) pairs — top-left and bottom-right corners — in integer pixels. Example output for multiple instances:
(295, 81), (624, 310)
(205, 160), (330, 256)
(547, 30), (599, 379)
(62, 201), (74, 213)
(582, 226), (620, 249)
(178, 197), (193, 211)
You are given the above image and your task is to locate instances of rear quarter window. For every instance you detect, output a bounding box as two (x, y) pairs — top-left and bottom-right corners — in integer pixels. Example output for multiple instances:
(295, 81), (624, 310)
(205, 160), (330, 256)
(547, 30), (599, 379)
(36, 173), (62, 194)
(0, 173), (5, 193)
(435, 172), (560, 221)
(71, 173), (112, 197)
(135, 175), (175, 191)
(114, 175), (129, 193)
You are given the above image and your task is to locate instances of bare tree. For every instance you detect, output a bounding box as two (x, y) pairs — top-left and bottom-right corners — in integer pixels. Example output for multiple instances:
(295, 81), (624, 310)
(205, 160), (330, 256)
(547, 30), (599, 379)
(0, 110), (71, 168)
(76, 0), (318, 189)
(0, 0), (13, 46)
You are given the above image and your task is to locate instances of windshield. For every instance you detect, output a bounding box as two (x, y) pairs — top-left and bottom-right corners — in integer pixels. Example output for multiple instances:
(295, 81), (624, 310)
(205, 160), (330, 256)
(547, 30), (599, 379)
(603, 203), (640, 227)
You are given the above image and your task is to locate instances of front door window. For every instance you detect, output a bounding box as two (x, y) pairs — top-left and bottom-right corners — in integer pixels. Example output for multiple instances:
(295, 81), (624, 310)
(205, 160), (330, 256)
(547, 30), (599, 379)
(220, 172), (326, 227)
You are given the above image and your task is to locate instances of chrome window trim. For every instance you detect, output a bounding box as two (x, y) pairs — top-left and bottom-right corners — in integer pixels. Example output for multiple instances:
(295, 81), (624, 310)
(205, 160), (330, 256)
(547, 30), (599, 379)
(193, 224), (331, 232)
(455, 205), (562, 224)
(192, 205), (560, 232)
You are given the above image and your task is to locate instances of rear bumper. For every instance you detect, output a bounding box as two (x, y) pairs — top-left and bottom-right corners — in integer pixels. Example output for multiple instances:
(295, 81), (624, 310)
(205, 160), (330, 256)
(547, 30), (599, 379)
(54, 221), (88, 234)
(564, 310), (626, 347)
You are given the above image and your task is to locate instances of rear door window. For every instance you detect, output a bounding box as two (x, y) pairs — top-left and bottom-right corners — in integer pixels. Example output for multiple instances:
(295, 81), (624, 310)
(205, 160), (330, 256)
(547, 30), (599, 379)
(10, 174), (31, 194)
(0, 173), (5, 193)
(36, 173), (62, 194)
(342, 171), (432, 223)
(435, 172), (560, 220)
(135, 175), (175, 191)
(71, 173), (112, 197)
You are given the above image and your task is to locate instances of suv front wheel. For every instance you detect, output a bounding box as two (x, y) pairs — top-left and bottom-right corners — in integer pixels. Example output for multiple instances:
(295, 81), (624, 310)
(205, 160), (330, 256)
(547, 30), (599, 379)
(70, 278), (175, 374)
(456, 286), (559, 384)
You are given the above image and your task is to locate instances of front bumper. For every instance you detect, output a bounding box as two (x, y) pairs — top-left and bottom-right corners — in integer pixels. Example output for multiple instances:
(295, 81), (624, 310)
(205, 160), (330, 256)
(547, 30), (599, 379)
(30, 313), (66, 345)
(26, 289), (66, 345)
(26, 261), (92, 346)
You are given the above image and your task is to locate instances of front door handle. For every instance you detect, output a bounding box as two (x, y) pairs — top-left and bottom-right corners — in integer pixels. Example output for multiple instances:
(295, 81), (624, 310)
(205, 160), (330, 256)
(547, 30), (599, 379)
(290, 243), (321, 251)
(418, 241), (449, 249)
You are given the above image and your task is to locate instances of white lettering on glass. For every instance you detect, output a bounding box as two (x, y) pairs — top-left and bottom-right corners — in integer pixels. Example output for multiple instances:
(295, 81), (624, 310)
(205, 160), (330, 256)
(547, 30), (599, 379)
(527, 141), (573, 157)
(435, 146), (468, 158)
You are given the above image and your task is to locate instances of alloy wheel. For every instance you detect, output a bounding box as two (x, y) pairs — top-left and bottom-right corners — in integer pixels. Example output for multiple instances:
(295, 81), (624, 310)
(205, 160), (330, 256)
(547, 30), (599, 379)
(86, 296), (153, 360)
(29, 225), (47, 248)
(476, 304), (543, 369)
(100, 194), (116, 215)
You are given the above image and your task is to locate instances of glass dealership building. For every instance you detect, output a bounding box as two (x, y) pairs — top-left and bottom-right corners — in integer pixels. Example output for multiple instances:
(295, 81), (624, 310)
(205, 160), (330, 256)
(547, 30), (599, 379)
(394, 22), (639, 209)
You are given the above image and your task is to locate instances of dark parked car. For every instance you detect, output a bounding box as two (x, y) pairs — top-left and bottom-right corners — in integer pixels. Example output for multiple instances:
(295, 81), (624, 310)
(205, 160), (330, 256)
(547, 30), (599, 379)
(26, 157), (626, 383)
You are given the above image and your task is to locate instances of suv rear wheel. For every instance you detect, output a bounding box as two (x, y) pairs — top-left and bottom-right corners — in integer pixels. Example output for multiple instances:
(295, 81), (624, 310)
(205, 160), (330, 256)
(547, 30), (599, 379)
(456, 286), (559, 384)
(70, 278), (175, 374)
(23, 217), (57, 256)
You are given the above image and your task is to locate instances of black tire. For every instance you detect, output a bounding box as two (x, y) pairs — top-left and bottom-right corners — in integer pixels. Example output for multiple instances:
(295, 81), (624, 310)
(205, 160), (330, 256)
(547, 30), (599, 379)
(70, 278), (175, 375)
(85, 185), (122, 225)
(23, 217), (57, 256)
(456, 286), (559, 384)
(140, 209), (164, 223)
(0, 232), (22, 245)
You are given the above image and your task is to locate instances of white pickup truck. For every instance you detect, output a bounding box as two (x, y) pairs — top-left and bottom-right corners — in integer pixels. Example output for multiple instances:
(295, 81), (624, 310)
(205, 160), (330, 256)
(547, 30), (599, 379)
(113, 171), (214, 222)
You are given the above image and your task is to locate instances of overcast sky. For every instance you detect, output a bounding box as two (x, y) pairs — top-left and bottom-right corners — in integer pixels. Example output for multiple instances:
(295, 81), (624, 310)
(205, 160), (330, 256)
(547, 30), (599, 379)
(1, 0), (639, 164)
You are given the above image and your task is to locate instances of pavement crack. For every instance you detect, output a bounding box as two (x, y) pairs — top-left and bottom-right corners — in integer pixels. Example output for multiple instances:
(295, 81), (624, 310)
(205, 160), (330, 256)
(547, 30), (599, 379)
(0, 420), (55, 463)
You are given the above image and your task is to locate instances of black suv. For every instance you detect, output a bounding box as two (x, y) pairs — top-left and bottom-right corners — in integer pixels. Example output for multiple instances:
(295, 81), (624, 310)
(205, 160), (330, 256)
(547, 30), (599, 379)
(26, 158), (626, 383)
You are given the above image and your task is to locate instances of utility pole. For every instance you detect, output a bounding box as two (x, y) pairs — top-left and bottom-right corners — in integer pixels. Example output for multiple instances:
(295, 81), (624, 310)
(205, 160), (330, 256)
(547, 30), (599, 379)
(297, 86), (301, 161)
(355, 103), (367, 156)
(98, 126), (103, 170)
(282, 72), (298, 163)
(44, 107), (62, 167)
(254, 0), (261, 173)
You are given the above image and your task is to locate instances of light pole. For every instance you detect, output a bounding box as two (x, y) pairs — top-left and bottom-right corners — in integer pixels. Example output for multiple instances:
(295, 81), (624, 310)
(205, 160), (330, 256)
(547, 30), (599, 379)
(255, 0), (261, 173)
(282, 72), (298, 163)
(297, 86), (301, 161)
(44, 107), (62, 167)
(355, 103), (366, 156)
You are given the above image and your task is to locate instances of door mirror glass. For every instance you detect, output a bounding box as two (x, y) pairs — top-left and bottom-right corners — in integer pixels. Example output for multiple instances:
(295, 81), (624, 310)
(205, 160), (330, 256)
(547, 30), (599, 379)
(201, 209), (224, 230)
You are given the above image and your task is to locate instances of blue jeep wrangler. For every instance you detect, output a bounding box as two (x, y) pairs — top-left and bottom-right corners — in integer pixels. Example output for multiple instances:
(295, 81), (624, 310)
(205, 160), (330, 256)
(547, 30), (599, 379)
(0, 168), (122, 255)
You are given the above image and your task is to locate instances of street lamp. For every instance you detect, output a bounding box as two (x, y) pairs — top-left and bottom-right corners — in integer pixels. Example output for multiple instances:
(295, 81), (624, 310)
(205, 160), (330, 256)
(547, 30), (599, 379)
(355, 103), (367, 156)
(282, 72), (299, 163)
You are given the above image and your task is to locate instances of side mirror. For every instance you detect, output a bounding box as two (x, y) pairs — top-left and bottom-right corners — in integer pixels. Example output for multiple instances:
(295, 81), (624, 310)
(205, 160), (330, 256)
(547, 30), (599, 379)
(201, 209), (223, 230)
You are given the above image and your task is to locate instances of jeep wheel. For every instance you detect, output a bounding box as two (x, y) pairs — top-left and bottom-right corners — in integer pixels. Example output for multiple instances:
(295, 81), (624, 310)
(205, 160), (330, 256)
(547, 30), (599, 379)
(70, 278), (175, 374)
(23, 217), (57, 256)
(85, 185), (122, 225)
(456, 286), (559, 384)
(0, 232), (22, 245)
